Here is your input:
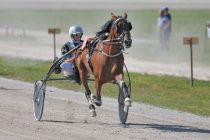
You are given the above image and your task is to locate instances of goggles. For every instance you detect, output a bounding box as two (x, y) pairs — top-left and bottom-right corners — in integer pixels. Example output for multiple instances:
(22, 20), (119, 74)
(72, 33), (82, 36)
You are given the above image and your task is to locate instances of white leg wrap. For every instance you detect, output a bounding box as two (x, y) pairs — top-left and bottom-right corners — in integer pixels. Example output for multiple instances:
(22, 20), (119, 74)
(88, 99), (93, 105)
(91, 94), (95, 100)
(124, 97), (132, 107)
(118, 80), (124, 88)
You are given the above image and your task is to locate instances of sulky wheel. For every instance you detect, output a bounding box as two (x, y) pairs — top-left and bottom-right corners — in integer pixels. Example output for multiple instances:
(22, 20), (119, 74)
(118, 83), (129, 124)
(33, 80), (46, 121)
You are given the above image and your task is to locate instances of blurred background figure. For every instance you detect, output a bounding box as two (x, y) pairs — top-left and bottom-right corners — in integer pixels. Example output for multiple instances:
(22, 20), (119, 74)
(157, 6), (172, 50)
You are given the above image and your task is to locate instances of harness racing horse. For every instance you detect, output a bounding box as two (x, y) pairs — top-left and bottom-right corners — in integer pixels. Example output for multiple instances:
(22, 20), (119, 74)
(76, 13), (132, 122)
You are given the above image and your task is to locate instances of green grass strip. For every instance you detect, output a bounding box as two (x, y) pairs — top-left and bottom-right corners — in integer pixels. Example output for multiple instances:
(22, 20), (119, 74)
(0, 56), (210, 116)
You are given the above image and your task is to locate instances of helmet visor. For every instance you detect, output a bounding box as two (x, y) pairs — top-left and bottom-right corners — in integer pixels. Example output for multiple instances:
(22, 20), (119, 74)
(72, 32), (82, 37)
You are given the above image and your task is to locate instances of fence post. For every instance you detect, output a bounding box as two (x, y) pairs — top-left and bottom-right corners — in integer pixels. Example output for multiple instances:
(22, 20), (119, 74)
(48, 28), (61, 59)
(183, 37), (199, 87)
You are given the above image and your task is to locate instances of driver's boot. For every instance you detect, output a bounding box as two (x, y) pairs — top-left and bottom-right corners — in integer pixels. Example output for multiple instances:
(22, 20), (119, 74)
(53, 57), (61, 74)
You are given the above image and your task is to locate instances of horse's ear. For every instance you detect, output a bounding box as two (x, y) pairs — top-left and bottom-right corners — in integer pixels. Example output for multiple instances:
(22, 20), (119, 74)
(124, 13), (127, 19)
(111, 12), (115, 17)
(111, 12), (117, 21)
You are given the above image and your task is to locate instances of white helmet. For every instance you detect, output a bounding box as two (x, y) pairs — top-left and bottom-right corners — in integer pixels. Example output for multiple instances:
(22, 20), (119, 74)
(69, 25), (83, 36)
(161, 6), (169, 11)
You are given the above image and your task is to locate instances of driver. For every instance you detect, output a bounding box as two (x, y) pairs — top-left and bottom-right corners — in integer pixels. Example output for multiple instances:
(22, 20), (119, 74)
(60, 25), (83, 83)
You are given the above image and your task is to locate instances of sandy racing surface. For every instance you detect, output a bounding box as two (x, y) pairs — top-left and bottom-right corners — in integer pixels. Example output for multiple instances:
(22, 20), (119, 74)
(0, 77), (210, 140)
(0, 0), (210, 139)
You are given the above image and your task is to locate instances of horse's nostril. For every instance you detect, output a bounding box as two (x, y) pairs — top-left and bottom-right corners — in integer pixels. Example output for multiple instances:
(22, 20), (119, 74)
(125, 39), (132, 44)
(129, 39), (132, 43)
(125, 39), (132, 48)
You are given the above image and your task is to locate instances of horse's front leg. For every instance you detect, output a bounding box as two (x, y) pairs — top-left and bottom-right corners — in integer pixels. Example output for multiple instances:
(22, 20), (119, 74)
(93, 79), (102, 106)
(115, 74), (131, 107)
(79, 68), (96, 117)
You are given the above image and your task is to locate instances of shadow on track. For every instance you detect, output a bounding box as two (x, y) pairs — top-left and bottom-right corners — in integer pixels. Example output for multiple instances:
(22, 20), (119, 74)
(41, 120), (79, 124)
(42, 119), (120, 127)
(124, 123), (210, 134)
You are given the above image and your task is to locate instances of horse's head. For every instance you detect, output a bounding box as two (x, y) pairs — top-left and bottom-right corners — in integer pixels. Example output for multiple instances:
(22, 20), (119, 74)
(111, 13), (132, 48)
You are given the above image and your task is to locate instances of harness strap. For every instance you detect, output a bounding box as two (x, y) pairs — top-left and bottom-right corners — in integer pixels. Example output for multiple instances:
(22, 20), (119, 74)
(100, 49), (123, 57)
(102, 38), (123, 45)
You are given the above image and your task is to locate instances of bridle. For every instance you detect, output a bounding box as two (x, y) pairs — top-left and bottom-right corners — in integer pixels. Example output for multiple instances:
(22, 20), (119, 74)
(102, 17), (130, 46)
(99, 17), (131, 57)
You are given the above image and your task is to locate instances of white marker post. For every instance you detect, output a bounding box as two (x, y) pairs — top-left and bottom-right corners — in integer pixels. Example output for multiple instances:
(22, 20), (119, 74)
(183, 37), (199, 87)
(48, 28), (61, 59)
(207, 23), (210, 38)
(205, 22), (210, 50)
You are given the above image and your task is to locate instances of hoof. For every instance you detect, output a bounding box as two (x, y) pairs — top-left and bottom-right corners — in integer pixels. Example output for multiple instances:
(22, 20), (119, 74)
(91, 94), (102, 106)
(89, 104), (96, 117)
(94, 99), (102, 106)
(124, 97), (132, 107)
(89, 109), (97, 117)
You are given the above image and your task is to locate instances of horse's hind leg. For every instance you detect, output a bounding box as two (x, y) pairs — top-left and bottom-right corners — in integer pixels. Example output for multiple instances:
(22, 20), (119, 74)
(121, 82), (131, 107)
(115, 74), (131, 107)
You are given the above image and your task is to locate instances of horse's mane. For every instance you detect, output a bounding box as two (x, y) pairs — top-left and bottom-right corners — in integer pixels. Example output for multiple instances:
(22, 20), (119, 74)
(96, 19), (113, 37)
(96, 16), (132, 37)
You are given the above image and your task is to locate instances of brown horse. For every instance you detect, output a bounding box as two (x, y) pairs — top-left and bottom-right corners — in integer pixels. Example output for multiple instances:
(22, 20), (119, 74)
(75, 13), (132, 117)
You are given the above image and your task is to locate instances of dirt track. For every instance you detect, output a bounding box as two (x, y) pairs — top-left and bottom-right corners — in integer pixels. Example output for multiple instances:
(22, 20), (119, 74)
(0, 1), (210, 139)
(0, 77), (210, 140)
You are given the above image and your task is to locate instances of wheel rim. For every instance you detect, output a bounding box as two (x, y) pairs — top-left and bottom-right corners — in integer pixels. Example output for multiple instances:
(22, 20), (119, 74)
(33, 81), (45, 121)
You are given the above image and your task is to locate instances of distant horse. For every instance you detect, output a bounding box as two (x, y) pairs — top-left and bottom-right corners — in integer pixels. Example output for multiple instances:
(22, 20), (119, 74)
(75, 13), (132, 118)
